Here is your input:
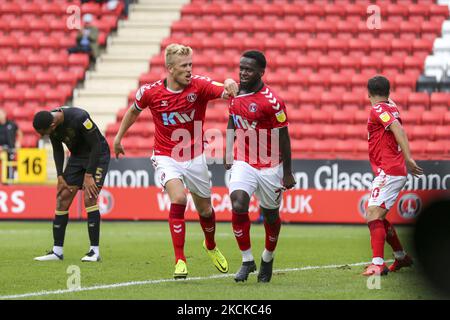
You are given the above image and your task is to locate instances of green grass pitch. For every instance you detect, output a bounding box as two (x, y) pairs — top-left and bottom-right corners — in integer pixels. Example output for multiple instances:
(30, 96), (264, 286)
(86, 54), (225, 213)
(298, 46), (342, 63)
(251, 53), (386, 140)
(0, 221), (443, 300)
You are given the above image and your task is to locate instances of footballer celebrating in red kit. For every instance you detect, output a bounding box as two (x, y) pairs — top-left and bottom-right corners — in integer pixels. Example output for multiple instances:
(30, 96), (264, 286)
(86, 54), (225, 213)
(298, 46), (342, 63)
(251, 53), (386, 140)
(225, 51), (296, 283)
(363, 76), (423, 276)
(114, 44), (238, 279)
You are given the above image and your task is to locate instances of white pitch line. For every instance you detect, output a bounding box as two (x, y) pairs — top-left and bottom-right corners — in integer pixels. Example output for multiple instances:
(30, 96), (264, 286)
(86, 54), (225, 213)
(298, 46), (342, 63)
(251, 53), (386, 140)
(0, 260), (392, 300)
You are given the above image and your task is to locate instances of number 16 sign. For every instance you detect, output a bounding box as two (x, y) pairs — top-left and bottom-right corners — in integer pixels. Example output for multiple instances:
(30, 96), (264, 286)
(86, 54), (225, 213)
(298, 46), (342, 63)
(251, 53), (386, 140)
(17, 148), (47, 183)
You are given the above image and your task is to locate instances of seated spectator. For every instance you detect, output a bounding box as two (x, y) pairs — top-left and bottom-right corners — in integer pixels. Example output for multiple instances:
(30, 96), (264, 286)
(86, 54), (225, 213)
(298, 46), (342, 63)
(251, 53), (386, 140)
(67, 14), (99, 64)
(0, 108), (23, 181)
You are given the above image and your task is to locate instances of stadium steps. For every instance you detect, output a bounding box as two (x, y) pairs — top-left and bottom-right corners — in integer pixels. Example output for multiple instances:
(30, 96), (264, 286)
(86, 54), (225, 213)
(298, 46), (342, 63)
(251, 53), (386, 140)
(72, 0), (189, 133)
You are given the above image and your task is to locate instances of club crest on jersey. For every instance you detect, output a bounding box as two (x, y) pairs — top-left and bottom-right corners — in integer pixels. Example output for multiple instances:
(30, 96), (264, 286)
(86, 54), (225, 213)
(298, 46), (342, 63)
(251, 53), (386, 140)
(187, 93), (197, 103)
(248, 103), (258, 112)
(83, 119), (93, 130)
(380, 112), (391, 123)
(275, 110), (286, 123)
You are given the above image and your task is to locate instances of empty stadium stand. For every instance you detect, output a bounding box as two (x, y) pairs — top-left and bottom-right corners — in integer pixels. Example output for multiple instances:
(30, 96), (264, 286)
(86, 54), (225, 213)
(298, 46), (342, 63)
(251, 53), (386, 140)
(1, 0), (449, 160)
(103, 0), (450, 159)
(0, 0), (124, 147)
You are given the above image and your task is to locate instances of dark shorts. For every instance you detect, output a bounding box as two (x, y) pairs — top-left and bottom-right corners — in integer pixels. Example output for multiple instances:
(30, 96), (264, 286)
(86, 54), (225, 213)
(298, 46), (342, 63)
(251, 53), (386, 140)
(63, 152), (110, 189)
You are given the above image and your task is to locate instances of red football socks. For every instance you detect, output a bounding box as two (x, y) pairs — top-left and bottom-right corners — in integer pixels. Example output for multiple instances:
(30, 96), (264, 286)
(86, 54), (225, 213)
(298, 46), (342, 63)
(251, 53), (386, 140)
(383, 219), (404, 252)
(368, 219), (386, 259)
(264, 216), (281, 252)
(232, 210), (251, 251)
(199, 209), (216, 250)
(169, 203), (186, 263)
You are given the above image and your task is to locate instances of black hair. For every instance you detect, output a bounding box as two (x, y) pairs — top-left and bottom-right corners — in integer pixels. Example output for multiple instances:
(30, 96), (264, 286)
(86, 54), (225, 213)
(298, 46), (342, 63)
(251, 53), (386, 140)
(367, 75), (390, 97)
(33, 111), (54, 131)
(242, 50), (266, 70)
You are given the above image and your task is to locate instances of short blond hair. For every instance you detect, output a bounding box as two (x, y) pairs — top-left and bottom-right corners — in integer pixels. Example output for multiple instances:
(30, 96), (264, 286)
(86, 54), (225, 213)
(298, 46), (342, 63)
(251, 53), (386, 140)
(165, 43), (193, 67)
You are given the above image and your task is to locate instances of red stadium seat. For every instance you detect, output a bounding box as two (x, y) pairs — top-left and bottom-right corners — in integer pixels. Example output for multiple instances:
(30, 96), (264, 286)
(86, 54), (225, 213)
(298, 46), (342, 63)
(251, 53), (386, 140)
(409, 4), (430, 19)
(81, 2), (101, 16)
(68, 54), (90, 68)
(0, 2), (21, 15)
(430, 93), (450, 108)
(354, 110), (369, 124)
(410, 140), (428, 156)
(297, 56), (318, 72)
(435, 126), (450, 140)
(430, 4), (449, 20)
(408, 92), (430, 110)
(422, 111), (444, 125)
(0, 35), (18, 49)
(41, 3), (64, 15)
(401, 111), (422, 125)
(7, 54), (28, 68)
(426, 141), (447, 156)
(410, 125), (434, 140)
(394, 75), (416, 92)
(412, 39), (434, 55)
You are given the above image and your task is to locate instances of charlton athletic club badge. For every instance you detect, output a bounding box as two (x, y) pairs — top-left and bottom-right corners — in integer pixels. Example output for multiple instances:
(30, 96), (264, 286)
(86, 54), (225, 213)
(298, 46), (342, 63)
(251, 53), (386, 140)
(397, 193), (422, 219)
(249, 103), (258, 112)
(187, 93), (197, 103)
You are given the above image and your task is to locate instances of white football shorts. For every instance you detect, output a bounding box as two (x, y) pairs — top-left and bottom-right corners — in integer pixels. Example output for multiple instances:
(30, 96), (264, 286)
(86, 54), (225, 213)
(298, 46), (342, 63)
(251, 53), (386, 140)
(151, 153), (211, 198)
(368, 170), (407, 210)
(229, 160), (284, 210)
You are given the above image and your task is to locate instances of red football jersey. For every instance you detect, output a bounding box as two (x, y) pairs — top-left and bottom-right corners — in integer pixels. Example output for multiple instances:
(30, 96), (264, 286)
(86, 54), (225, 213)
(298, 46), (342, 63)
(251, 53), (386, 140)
(229, 85), (289, 169)
(367, 101), (407, 176)
(134, 75), (224, 160)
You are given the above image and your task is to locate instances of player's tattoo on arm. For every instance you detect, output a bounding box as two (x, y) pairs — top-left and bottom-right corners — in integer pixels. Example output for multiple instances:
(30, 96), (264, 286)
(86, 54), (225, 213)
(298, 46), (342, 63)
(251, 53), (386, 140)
(388, 120), (412, 160)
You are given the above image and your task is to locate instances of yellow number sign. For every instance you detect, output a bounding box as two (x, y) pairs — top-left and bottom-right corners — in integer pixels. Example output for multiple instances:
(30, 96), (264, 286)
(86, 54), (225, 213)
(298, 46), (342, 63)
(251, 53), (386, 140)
(17, 148), (47, 183)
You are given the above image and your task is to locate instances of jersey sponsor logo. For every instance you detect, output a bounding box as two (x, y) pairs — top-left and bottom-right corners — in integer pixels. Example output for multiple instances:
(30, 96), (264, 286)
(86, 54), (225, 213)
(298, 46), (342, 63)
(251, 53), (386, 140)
(231, 114), (257, 129)
(275, 110), (287, 123)
(249, 103), (258, 112)
(397, 193), (422, 219)
(380, 112), (391, 123)
(187, 93), (197, 103)
(161, 100), (168, 107)
(162, 109), (196, 125)
(83, 119), (93, 130)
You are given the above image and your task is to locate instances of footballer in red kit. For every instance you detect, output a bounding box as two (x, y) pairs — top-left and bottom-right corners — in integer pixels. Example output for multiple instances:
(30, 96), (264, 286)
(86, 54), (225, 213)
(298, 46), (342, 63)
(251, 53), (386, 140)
(225, 51), (296, 283)
(362, 76), (423, 277)
(114, 44), (239, 279)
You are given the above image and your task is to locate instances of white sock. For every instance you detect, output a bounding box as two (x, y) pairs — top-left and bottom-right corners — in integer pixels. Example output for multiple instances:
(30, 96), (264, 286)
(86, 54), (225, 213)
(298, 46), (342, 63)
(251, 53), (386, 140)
(394, 251), (406, 260)
(90, 246), (99, 255)
(262, 249), (274, 263)
(372, 257), (384, 265)
(241, 249), (254, 262)
(53, 246), (63, 256)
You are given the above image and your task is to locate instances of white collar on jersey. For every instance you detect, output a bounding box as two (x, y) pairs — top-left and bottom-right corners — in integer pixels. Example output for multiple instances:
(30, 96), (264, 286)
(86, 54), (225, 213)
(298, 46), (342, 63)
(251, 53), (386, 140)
(166, 86), (184, 94)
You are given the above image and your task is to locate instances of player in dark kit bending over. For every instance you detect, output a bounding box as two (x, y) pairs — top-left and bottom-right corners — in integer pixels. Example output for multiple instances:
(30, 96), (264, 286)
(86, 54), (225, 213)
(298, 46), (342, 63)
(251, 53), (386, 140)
(32, 106), (110, 262)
